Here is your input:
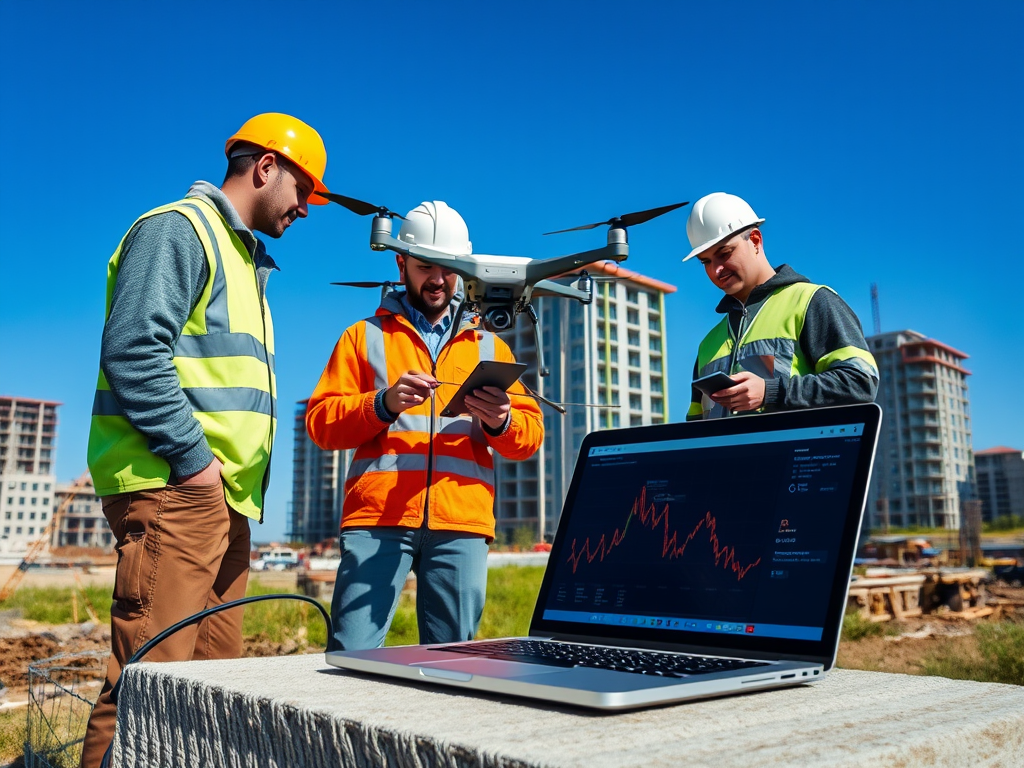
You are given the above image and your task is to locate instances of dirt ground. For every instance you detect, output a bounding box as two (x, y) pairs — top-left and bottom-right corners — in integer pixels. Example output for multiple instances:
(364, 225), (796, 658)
(0, 568), (304, 704)
(2, 572), (1022, 704)
(837, 620), (981, 673)
(838, 581), (1024, 673)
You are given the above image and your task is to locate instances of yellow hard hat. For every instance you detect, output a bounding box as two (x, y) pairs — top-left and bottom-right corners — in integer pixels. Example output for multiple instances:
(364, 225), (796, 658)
(225, 113), (330, 205)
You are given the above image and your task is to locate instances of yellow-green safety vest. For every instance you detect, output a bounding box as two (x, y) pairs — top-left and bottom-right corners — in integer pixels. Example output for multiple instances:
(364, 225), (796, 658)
(687, 282), (876, 420)
(87, 197), (276, 520)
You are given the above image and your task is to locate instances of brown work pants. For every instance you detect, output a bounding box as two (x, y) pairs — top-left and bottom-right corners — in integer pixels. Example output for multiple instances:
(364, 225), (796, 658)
(80, 483), (251, 768)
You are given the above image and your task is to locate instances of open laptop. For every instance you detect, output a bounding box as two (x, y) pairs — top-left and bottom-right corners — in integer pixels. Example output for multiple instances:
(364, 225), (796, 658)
(326, 403), (882, 710)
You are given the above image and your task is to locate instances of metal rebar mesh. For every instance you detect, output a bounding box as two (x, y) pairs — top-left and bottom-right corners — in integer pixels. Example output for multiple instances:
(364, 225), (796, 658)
(25, 651), (107, 768)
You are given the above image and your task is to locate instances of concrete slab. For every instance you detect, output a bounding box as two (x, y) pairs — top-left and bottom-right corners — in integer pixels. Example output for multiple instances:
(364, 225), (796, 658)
(113, 654), (1024, 767)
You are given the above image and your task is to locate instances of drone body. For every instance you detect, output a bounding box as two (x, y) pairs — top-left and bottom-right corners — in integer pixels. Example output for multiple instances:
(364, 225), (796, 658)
(323, 192), (687, 375)
(369, 213), (628, 332)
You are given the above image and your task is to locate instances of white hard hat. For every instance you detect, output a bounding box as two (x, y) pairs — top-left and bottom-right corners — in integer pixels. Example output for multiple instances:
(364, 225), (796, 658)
(683, 192), (765, 262)
(398, 201), (472, 256)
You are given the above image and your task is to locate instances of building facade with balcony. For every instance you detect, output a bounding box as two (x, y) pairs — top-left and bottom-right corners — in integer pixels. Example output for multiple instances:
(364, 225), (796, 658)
(0, 396), (59, 555)
(53, 477), (112, 551)
(865, 331), (975, 529)
(288, 400), (353, 545)
(974, 446), (1024, 523)
(493, 262), (676, 543)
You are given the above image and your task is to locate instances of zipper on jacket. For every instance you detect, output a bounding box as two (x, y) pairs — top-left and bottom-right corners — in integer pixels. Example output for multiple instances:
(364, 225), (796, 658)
(725, 296), (771, 417)
(727, 306), (749, 378)
(409, 311), (477, 529)
(423, 356), (437, 527)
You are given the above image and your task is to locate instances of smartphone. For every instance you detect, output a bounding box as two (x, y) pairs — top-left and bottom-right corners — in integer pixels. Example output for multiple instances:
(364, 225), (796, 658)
(692, 371), (739, 397)
(439, 361), (528, 417)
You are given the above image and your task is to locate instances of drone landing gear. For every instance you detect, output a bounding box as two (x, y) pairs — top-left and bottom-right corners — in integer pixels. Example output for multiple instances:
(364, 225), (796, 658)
(525, 304), (550, 378)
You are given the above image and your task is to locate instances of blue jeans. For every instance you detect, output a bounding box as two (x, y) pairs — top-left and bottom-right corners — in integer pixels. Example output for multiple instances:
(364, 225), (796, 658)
(329, 526), (489, 651)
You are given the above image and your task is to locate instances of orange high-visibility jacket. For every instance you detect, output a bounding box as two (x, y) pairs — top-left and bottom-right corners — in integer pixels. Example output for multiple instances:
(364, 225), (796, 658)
(306, 295), (544, 540)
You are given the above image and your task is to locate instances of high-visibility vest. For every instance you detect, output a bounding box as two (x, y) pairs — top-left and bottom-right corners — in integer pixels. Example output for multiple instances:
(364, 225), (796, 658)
(687, 282), (877, 420)
(305, 300), (545, 539)
(88, 197), (276, 520)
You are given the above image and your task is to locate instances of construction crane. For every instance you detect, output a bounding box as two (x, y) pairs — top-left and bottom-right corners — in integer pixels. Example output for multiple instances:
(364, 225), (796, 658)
(0, 470), (93, 602)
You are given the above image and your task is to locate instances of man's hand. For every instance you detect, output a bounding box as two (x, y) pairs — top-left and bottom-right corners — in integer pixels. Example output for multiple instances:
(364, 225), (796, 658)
(384, 371), (438, 414)
(465, 386), (511, 431)
(710, 371), (766, 413)
(177, 456), (224, 485)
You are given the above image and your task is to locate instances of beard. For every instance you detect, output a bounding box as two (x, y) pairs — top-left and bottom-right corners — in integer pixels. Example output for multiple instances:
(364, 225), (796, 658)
(404, 273), (455, 319)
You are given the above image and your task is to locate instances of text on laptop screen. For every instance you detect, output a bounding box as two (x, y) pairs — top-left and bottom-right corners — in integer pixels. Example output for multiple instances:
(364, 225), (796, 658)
(540, 423), (868, 642)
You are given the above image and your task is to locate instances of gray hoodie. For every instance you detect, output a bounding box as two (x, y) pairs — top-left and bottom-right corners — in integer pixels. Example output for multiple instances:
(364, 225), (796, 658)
(98, 181), (278, 480)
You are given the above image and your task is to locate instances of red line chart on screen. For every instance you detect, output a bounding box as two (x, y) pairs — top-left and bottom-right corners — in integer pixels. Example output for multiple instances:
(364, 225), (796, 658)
(565, 486), (762, 581)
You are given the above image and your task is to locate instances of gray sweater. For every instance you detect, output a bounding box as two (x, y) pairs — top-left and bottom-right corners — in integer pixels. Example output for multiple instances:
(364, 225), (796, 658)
(99, 181), (278, 480)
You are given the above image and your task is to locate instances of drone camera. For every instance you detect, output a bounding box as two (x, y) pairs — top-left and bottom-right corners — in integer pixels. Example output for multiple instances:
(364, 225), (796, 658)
(483, 305), (515, 331)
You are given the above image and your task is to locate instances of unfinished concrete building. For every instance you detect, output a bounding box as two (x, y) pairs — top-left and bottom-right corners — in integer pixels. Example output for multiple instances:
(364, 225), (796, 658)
(866, 331), (975, 529)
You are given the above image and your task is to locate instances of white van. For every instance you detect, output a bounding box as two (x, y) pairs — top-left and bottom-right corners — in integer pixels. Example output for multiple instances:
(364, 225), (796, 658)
(251, 548), (299, 571)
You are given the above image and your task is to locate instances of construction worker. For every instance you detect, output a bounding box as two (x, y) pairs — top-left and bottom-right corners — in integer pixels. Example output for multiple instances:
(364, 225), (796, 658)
(81, 113), (330, 768)
(684, 192), (877, 420)
(306, 201), (544, 650)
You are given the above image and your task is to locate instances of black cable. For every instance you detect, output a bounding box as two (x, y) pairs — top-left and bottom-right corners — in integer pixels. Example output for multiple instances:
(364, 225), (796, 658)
(99, 593), (330, 768)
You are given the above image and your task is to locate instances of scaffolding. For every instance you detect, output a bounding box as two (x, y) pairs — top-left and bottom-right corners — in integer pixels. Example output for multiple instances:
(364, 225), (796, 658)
(25, 651), (106, 768)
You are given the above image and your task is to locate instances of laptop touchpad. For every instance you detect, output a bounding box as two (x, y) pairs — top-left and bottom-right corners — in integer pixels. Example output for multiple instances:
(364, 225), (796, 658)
(415, 658), (565, 679)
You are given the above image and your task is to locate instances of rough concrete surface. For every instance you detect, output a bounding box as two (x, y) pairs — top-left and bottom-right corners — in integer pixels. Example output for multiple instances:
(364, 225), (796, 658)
(113, 654), (1024, 767)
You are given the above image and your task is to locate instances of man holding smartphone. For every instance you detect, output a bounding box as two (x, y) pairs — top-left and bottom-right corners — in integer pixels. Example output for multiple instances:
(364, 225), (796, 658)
(306, 201), (544, 650)
(683, 193), (877, 420)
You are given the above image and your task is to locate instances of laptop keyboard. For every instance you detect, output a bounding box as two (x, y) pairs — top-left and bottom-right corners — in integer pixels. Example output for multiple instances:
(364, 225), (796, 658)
(431, 639), (768, 678)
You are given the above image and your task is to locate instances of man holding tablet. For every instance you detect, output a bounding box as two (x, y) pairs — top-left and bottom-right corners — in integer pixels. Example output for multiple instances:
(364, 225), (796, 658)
(683, 193), (878, 420)
(306, 201), (543, 650)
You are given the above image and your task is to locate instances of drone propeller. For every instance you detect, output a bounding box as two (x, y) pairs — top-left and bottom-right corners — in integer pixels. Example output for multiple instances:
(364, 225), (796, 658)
(318, 192), (406, 220)
(330, 281), (396, 288)
(543, 201), (689, 235)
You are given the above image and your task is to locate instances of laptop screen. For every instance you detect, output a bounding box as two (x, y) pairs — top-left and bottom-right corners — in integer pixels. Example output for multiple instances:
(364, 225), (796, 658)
(531, 404), (881, 663)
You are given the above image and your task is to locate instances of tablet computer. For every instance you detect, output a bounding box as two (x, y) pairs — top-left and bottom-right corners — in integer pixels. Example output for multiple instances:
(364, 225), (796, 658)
(440, 361), (528, 417)
(692, 371), (739, 397)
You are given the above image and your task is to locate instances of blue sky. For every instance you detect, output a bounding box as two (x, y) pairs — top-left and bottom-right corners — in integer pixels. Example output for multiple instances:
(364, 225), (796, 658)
(1, 2), (1021, 541)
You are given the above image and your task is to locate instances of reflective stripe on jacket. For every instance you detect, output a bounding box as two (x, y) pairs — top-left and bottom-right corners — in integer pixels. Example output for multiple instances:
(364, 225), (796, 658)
(305, 295), (544, 539)
(687, 281), (877, 420)
(88, 197), (276, 520)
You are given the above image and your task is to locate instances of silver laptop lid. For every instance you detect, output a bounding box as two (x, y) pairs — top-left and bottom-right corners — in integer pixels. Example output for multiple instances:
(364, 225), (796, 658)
(530, 404), (882, 667)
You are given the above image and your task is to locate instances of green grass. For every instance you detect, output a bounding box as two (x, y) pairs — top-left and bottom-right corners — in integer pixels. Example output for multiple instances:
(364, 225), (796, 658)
(241, 581), (329, 648)
(922, 621), (1024, 686)
(385, 565), (545, 646)
(0, 585), (112, 625)
(8, 570), (1021, 690)
(0, 708), (27, 767)
(983, 515), (1024, 534)
(841, 610), (886, 642)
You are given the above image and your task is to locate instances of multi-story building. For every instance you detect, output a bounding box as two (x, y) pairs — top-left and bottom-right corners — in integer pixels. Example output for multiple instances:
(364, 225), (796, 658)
(975, 446), (1024, 523)
(52, 477), (113, 551)
(865, 331), (975, 530)
(493, 262), (676, 542)
(288, 400), (353, 544)
(0, 396), (60, 555)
